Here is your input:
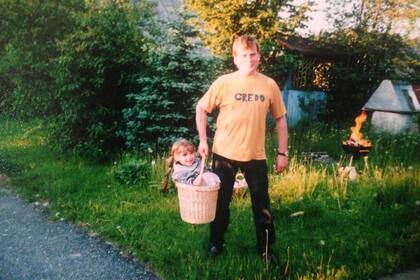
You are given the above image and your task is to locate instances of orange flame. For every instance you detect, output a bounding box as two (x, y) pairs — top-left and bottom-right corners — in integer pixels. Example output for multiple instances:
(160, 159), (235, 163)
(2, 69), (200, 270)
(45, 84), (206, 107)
(349, 111), (371, 147)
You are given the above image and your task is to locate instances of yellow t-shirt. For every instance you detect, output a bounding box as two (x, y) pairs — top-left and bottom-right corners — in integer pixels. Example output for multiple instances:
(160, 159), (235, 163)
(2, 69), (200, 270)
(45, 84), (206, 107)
(198, 71), (286, 161)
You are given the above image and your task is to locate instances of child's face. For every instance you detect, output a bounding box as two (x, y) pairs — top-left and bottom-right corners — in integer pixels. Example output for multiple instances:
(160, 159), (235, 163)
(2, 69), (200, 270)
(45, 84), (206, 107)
(175, 147), (195, 166)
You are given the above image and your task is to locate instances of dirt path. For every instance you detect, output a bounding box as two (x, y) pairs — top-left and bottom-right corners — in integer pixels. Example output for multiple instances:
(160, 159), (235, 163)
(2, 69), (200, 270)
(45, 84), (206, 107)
(0, 174), (159, 280)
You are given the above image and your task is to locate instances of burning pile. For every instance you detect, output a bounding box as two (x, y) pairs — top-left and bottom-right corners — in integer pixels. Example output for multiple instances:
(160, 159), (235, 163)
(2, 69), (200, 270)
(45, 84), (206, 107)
(342, 110), (372, 157)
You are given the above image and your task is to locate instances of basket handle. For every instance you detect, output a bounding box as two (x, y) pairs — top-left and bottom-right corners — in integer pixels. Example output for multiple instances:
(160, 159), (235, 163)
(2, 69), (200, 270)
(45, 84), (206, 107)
(199, 155), (206, 176)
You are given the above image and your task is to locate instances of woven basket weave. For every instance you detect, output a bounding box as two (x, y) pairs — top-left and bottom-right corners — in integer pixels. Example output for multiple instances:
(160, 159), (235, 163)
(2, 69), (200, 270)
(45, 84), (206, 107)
(175, 182), (220, 224)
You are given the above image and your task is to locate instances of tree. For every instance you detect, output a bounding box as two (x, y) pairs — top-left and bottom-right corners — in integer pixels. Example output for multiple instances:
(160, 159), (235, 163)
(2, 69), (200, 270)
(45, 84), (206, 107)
(325, 0), (420, 37)
(0, 0), (84, 118)
(50, 0), (153, 160)
(184, 0), (312, 56)
(120, 10), (223, 152)
(319, 0), (419, 121)
(319, 28), (419, 121)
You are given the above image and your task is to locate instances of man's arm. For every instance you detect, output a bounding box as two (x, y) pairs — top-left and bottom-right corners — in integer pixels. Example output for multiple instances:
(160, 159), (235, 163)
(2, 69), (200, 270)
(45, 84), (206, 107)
(196, 104), (209, 157)
(275, 115), (288, 173)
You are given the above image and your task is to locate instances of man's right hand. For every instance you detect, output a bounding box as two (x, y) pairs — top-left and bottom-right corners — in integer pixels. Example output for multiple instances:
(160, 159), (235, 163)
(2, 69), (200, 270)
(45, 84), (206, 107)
(198, 141), (209, 158)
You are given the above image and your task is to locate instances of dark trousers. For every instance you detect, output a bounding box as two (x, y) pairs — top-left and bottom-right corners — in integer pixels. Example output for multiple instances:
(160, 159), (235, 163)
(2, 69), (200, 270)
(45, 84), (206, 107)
(210, 153), (276, 253)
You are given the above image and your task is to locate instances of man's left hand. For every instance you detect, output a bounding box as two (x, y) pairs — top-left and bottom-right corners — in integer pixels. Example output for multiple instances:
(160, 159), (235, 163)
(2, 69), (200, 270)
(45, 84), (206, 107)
(275, 155), (288, 174)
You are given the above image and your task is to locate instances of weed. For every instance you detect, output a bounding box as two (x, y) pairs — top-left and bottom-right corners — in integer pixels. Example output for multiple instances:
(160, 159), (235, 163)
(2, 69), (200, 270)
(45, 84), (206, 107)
(110, 153), (152, 186)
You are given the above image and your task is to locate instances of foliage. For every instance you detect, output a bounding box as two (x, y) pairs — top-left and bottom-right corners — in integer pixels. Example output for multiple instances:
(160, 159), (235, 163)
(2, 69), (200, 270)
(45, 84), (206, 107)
(183, 0), (310, 91)
(0, 0), (84, 118)
(50, 0), (153, 160)
(1, 118), (419, 279)
(184, 0), (312, 56)
(318, 28), (420, 121)
(321, 0), (419, 123)
(110, 153), (152, 186)
(325, 0), (420, 37)
(120, 10), (223, 152)
(260, 40), (306, 83)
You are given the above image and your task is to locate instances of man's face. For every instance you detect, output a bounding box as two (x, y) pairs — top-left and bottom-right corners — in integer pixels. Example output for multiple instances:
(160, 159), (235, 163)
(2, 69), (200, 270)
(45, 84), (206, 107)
(233, 44), (260, 75)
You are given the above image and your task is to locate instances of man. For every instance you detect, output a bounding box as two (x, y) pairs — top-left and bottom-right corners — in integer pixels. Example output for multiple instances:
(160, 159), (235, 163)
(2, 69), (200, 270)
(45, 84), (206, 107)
(195, 35), (288, 262)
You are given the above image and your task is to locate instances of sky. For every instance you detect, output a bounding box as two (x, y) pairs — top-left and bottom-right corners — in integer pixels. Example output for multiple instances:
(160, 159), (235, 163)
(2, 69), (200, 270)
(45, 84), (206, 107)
(295, 0), (419, 38)
(295, 0), (330, 35)
(306, 1), (330, 34)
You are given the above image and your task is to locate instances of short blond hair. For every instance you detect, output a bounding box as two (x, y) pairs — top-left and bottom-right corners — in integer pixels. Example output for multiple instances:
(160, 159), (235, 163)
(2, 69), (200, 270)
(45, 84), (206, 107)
(232, 35), (260, 56)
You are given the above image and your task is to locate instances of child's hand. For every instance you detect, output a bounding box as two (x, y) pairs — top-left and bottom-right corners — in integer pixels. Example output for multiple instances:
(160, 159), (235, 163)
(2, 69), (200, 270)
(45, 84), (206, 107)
(193, 175), (203, 186)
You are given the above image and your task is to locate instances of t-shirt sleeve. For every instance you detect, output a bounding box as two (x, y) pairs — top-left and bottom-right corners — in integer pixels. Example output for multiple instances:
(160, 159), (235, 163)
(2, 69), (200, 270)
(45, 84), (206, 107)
(197, 78), (221, 113)
(269, 80), (286, 119)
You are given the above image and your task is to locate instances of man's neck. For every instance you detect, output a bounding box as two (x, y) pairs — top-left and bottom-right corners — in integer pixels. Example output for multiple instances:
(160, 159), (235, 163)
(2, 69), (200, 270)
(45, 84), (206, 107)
(236, 70), (258, 77)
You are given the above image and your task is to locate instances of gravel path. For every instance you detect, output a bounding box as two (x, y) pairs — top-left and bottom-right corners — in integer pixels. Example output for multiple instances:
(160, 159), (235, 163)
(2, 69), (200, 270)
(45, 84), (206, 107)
(0, 177), (159, 280)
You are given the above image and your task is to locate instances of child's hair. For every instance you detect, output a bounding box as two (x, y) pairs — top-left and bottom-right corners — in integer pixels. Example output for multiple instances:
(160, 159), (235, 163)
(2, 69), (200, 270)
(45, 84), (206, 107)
(161, 138), (195, 193)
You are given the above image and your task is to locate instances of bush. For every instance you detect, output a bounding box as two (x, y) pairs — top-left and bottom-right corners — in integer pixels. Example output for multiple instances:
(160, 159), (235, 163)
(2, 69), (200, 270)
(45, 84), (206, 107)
(120, 11), (224, 152)
(50, 1), (153, 160)
(110, 153), (152, 186)
(0, 0), (84, 118)
(319, 29), (420, 122)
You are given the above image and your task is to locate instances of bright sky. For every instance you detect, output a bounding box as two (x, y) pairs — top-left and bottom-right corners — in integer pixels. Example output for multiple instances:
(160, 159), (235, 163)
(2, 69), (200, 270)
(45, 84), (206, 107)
(307, 0), (330, 34)
(296, 0), (330, 35)
(294, 0), (420, 38)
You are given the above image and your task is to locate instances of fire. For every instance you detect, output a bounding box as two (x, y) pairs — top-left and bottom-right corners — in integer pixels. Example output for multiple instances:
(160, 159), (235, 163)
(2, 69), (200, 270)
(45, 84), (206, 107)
(345, 110), (371, 147)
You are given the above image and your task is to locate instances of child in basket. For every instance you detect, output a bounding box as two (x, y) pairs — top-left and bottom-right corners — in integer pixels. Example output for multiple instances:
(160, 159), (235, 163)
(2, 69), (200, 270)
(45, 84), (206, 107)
(161, 139), (220, 193)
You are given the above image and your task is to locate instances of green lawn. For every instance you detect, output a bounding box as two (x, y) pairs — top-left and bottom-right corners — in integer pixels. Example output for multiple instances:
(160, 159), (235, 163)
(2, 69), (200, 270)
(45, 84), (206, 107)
(0, 118), (419, 280)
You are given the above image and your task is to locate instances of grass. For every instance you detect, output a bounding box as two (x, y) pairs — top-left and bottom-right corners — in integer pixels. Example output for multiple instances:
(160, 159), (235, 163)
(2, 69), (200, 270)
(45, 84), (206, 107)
(0, 117), (419, 279)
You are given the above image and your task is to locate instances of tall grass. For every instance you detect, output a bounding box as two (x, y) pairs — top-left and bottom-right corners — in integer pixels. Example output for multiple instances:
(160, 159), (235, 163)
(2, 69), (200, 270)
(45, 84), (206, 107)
(0, 117), (419, 280)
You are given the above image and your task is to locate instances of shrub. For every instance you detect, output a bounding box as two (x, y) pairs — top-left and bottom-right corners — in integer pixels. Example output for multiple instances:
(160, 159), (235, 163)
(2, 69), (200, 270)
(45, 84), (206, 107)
(50, 1), (153, 160)
(120, 11), (223, 152)
(110, 153), (152, 186)
(0, 0), (84, 118)
(319, 29), (420, 121)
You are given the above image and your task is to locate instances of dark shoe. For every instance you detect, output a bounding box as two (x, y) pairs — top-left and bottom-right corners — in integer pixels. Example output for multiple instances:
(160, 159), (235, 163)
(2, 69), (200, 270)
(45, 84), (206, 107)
(208, 244), (223, 258)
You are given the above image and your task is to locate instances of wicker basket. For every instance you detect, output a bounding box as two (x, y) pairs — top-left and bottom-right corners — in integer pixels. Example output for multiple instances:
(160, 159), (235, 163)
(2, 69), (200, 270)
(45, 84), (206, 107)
(175, 182), (220, 224)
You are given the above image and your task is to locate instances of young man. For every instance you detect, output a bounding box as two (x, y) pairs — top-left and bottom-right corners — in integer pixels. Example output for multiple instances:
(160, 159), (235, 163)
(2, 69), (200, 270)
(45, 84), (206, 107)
(196, 35), (288, 261)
